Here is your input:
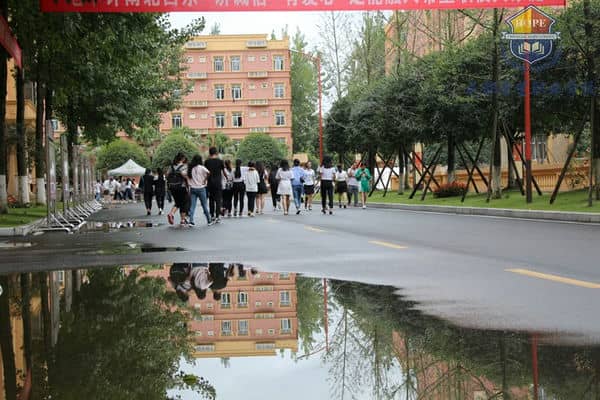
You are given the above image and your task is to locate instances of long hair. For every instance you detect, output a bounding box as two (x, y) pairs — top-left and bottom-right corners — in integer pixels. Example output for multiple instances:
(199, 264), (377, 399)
(224, 159), (232, 172)
(256, 161), (265, 178)
(188, 155), (203, 173)
(322, 155), (333, 169)
(280, 159), (290, 171)
(173, 152), (186, 165)
(235, 159), (242, 179)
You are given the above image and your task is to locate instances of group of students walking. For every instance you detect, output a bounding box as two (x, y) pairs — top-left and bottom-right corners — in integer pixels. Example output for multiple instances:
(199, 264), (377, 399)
(146, 147), (373, 227)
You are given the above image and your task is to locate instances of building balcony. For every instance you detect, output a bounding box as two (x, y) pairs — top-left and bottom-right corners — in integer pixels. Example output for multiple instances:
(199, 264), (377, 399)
(187, 72), (208, 79)
(248, 71), (268, 78)
(186, 41), (207, 49)
(185, 100), (209, 108)
(246, 40), (267, 48)
(250, 127), (269, 134)
(249, 99), (269, 106)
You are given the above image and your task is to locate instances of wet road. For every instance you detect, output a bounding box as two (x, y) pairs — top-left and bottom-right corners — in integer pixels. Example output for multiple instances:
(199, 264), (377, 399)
(1, 202), (600, 342)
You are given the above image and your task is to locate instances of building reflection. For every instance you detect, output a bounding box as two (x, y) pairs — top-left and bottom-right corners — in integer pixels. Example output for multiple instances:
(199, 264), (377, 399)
(148, 264), (299, 359)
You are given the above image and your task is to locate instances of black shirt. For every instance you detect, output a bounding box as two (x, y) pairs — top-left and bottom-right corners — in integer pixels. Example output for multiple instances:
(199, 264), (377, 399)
(204, 158), (224, 187)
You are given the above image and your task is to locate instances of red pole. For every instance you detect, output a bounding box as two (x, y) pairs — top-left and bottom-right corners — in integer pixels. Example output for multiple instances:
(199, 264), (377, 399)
(524, 60), (533, 203)
(531, 333), (539, 400)
(317, 56), (324, 164)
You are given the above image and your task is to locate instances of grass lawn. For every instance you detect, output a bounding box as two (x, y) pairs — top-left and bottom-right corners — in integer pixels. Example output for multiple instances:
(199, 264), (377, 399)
(0, 206), (48, 228)
(367, 189), (600, 213)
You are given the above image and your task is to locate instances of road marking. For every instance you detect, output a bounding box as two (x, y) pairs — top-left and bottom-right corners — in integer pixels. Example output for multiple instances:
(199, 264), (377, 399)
(506, 268), (600, 289)
(369, 240), (408, 250)
(305, 226), (326, 233)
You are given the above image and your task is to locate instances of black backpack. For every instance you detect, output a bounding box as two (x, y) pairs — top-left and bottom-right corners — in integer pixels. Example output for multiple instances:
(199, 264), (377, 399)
(167, 164), (186, 190)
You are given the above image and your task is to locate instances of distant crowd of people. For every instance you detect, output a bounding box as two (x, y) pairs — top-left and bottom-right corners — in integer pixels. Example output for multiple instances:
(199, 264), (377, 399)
(162, 147), (373, 227)
(95, 147), (373, 227)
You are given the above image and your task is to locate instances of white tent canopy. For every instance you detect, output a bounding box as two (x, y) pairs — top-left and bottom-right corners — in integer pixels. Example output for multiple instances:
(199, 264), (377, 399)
(108, 159), (147, 176)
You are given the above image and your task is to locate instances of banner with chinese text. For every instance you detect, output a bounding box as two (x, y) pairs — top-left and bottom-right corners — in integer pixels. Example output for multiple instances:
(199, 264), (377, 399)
(41, 0), (566, 13)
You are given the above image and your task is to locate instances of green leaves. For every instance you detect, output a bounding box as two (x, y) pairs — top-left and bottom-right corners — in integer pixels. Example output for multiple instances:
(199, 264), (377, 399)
(152, 134), (199, 170)
(235, 133), (287, 166)
(96, 139), (150, 172)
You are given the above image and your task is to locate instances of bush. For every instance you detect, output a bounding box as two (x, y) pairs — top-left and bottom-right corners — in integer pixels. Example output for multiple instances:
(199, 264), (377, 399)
(235, 133), (287, 166)
(152, 134), (199, 170)
(96, 139), (150, 171)
(433, 182), (468, 198)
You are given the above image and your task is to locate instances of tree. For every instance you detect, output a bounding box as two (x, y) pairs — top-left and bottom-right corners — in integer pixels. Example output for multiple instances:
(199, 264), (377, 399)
(49, 268), (216, 399)
(203, 132), (235, 156)
(0, 0), (8, 213)
(131, 126), (161, 149)
(318, 12), (354, 102)
(324, 96), (352, 162)
(290, 29), (318, 154)
(96, 140), (150, 172)
(152, 134), (199, 170)
(235, 133), (287, 166)
(295, 277), (324, 354)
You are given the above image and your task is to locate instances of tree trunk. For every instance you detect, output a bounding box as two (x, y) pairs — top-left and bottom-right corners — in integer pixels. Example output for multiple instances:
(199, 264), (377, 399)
(0, 0), (9, 213)
(20, 273), (33, 370)
(0, 275), (18, 400)
(397, 145), (405, 194)
(447, 135), (456, 184)
(16, 67), (30, 205)
(35, 77), (46, 205)
(490, 8), (502, 199)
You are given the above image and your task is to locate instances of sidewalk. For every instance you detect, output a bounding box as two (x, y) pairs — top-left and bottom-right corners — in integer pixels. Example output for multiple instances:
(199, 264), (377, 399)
(369, 202), (600, 223)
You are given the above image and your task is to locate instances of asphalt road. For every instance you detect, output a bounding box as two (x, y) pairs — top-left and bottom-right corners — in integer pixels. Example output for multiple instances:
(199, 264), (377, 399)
(1, 201), (599, 343)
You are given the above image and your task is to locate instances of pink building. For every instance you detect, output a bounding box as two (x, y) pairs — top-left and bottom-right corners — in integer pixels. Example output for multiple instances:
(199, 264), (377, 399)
(160, 34), (293, 151)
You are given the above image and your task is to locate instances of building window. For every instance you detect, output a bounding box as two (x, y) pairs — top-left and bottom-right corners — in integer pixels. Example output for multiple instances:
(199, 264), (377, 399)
(199, 56), (206, 63)
(214, 56), (224, 72)
(199, 84), (207, 91)
(172, 114), (182, 128)
(261, 111), (269, 117)
(249, 112), (257, 118)
(214, 84), (225, 100)
(232, 112), (243, 128)
(51, 119), (59, 131)
(274, 83), (285, 98)
(186, 56), (194, 63)
(221, 292), (231, 307)
(273, 55), (284, 71)
(532, 135), (548, 163)
(249, 83), (256, 90)
(279, 272), (290, 279)
(189, 113), (196, 120)
(221, 320), (232, 335)
(231, 84), (242, 100)
(215, 112), (225, 128)
(261, 82), (269, 89)
(278, 138), (286, 144)
(231, 56), (241, 71)
(281, 318), (291, 333)
(260, 55), (268, 61)
(238, 320), (249, 335)
(248, 55), (256, 62)
(275, 111), (285, 126)
(238, 291), (248, 306)
(200, 113), (209, 119)
(280, 291), (291, 306)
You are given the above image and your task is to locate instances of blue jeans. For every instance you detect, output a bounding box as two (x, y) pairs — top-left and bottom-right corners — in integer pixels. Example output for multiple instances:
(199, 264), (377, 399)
(189, 187), (211, 224)
(292, 185), (304, 210)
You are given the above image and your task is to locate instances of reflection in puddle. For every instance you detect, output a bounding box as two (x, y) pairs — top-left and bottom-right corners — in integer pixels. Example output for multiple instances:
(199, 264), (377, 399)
(74, 243), (186, 255)
(0, 265), (599, 399)
(0, 241), (33, 249)
(84, 220), (161, 232)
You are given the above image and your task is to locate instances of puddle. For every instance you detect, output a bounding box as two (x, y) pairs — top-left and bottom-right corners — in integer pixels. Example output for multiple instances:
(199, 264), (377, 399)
(0, 263), (599, 399)
(83, 220), (161, 232)
(0, 241), (33, 249)
(73, 243), (186, 255)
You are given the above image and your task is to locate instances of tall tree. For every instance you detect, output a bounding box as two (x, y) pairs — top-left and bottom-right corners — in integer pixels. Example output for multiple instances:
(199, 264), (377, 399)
(318, 12), (354, 102)
(290, 28), (318, 154)
(0, 0), (9, 213)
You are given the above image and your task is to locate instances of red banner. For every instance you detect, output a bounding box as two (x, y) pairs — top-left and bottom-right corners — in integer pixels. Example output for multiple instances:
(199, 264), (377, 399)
(41, 0), (565, 12)
(0, 16), (21, 69)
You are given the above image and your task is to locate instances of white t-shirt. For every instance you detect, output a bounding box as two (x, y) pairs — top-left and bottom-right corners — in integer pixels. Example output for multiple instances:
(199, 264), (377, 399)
(190, 267), (213, 290)
(347, 168), (359, 186)
(303, 169), (315, 186)
(189, 165), (209, 189)
(95, 182), (102, 193)
(233, 166), (248, 183)
(319, 167), (336, 181)
(335, 170), (348, 182)
(244, 169), (260, 192)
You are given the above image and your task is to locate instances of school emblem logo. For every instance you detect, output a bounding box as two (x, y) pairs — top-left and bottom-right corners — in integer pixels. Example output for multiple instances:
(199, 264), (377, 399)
(503, 6), (560, 64)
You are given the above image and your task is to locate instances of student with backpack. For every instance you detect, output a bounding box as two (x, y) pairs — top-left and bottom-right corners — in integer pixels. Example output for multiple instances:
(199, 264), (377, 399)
(166, 152), (190, 226)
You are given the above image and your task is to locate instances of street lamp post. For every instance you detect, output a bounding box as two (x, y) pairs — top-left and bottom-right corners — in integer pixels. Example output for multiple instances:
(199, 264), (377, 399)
(290, 48), (324, 164)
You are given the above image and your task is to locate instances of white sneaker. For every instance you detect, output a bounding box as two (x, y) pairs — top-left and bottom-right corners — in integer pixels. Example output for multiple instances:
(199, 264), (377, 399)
(362, 205), (366, 209)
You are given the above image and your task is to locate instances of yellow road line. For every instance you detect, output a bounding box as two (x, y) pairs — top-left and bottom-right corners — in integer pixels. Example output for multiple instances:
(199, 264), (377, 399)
(305, 226), (326, 233)
(506, 268), (600, 289)
(369, 240), (408, 250)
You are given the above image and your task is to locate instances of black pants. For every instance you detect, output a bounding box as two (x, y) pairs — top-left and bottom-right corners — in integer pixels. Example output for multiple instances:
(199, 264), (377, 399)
(270, 185), (279, 207)
(321, 180), (334, 210)
(143, 192), (153, 211)
(233, 182), (245, 213)
(208, 183), (223, 219)
(223, 188), (233, 214)
(247, 191), (257, 213)
(156, 192), (165, 210)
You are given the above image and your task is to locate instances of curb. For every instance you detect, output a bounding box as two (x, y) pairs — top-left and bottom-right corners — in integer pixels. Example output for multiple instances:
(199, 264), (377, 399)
(0, 218), (45, 237)
(369, 202), (600, 223)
